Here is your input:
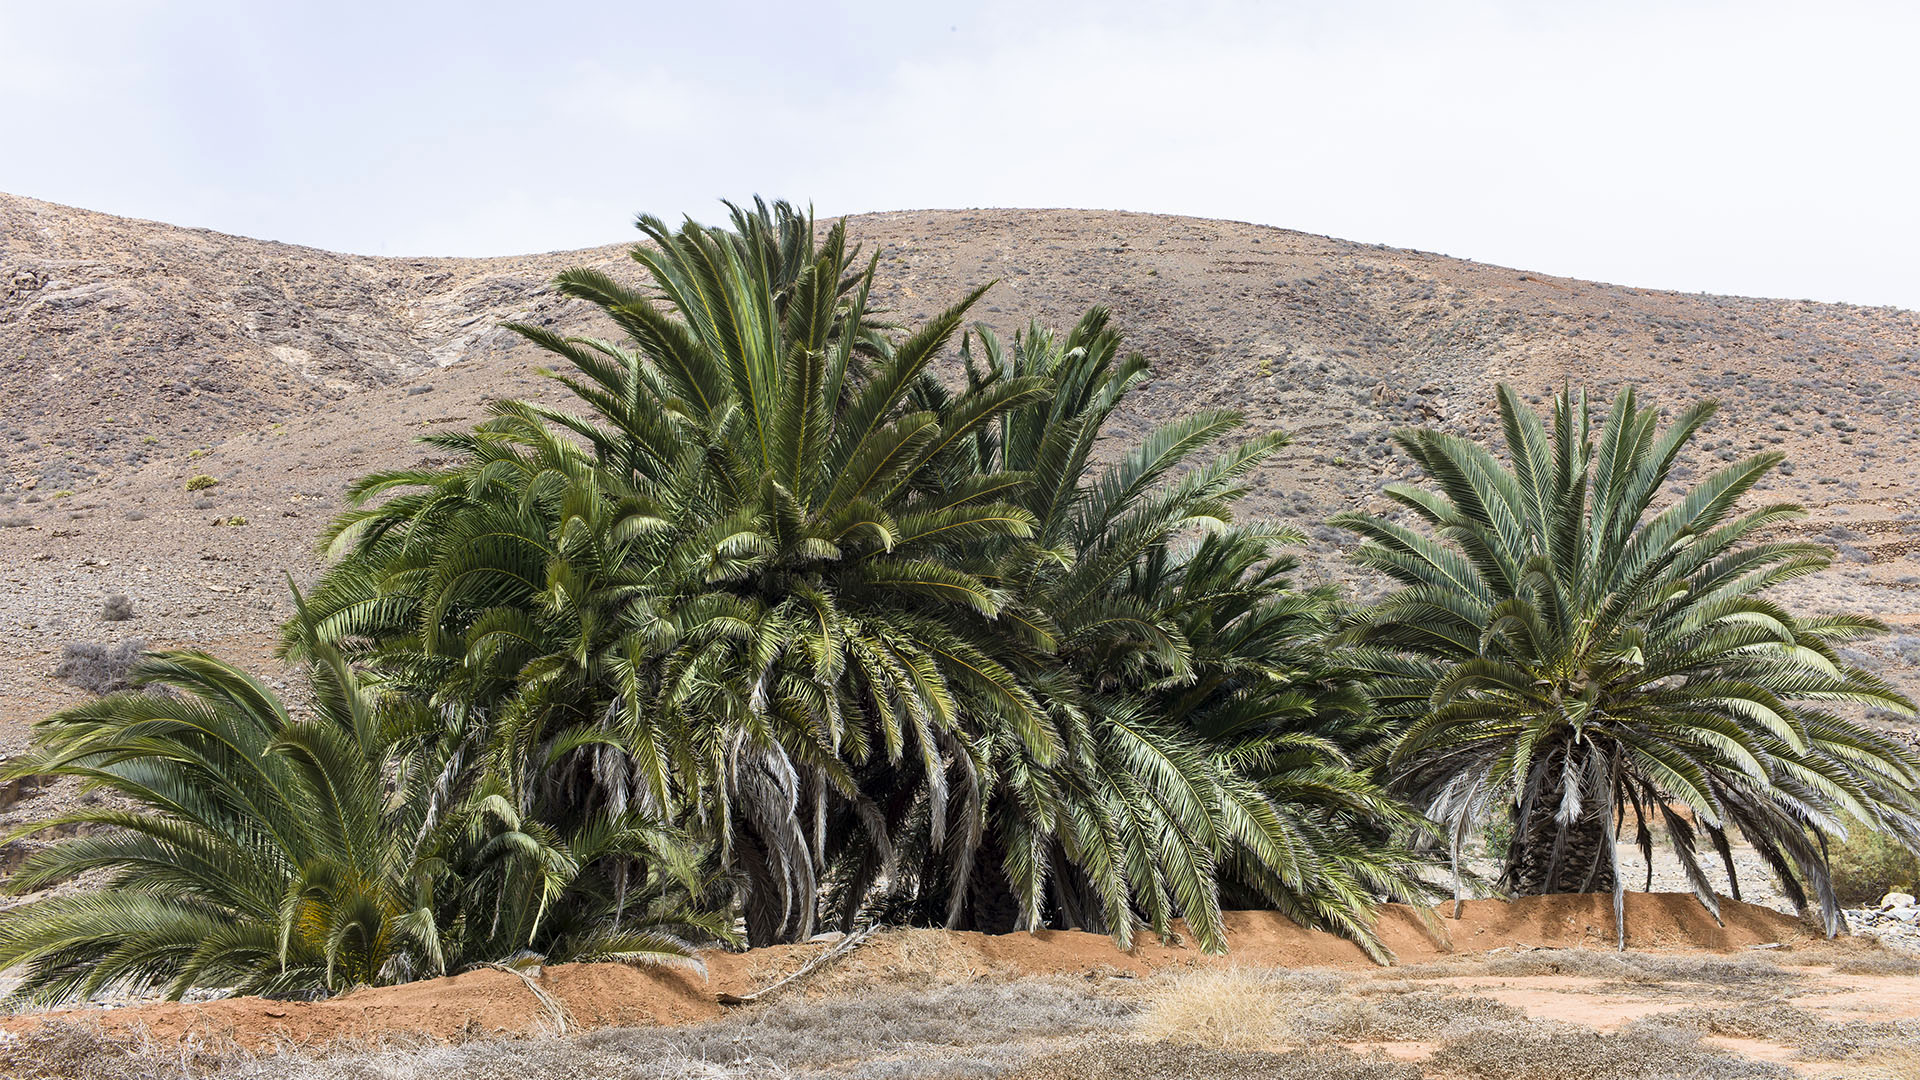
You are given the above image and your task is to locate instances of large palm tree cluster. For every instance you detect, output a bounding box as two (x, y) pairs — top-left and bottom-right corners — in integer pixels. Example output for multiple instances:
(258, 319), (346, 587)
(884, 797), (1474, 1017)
(6, 202), (1918, 1005)
(280, 200), (1427, 957)
(1336, 385), (1920, 939)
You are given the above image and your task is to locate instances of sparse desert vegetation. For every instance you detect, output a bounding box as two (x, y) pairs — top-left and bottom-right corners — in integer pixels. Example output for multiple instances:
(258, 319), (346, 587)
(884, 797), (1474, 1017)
(2, 943), (1915, 1078)
(4, 198), (1920, 1077)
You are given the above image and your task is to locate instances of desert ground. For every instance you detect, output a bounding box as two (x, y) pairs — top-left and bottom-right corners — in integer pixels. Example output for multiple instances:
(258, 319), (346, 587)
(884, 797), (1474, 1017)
(1, 896), (1918, 1079)
(5, 195), (1920, 1076)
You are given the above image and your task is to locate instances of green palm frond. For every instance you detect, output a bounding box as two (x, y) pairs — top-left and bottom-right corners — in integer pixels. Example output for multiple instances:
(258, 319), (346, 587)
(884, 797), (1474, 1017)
(1342, 384), (1920, 941)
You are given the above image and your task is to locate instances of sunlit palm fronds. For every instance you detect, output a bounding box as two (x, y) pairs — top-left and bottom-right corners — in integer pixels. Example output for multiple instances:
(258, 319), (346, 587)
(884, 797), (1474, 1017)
(1337, 384), (1920, 940)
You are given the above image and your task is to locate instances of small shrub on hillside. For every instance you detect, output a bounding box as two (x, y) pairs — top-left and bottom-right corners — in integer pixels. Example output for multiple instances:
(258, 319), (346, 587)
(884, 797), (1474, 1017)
(1827, 828), (1920, 907)
(51, 639), (145, 695)
(99, 594), (133, 622)
(184, 475), (219, 491)
(0, 515), (28, 528)
(1890, 635), (1920, 664)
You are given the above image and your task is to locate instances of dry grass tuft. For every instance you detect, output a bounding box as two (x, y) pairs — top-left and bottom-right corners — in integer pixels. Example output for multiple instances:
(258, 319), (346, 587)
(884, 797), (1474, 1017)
(1628, 1002), (1833, 1043)
(1628, 1001), (1920, 1063)
(1135, 965), (1523, 1049)
(1429, 1021), (1794, 1079)
(0, 1022), (249, 1080)
(1134, 967), (1321, 1049)
(1831, 1046), (1920, 1080)
(1829, 950), (1920, 978)
(1775, 939), (1920, 977)
(1007, 1041), (1422, 1080)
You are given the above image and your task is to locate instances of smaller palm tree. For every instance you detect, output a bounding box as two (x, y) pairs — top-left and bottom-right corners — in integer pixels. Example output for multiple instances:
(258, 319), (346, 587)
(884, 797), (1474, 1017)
(0, 628), (722, 1005)
(1337, 384), (1920, 941)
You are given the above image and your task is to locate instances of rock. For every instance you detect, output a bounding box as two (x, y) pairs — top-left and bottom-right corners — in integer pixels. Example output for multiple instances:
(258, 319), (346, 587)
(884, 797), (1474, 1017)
(1880, 891), (1917, 910)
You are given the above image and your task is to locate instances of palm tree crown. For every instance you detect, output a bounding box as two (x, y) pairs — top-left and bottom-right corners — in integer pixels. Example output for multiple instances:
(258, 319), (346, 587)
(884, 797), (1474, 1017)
(0, 629), (719, 1005)
(294, 201), (1048, 945)
(1337, 384), (1920, 940)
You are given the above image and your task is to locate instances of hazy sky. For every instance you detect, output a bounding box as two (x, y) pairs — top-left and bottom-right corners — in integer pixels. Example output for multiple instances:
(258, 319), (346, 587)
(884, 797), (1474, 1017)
(5, 1), (1917, 308)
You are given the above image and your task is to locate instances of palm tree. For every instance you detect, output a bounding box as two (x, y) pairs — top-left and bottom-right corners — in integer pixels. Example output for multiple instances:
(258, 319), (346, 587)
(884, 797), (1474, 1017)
(1335, 384), (1920, 940)
(292, 200), (1049, 945)
(0, 632), (720, 1004)
(829, 311), (1431, 957)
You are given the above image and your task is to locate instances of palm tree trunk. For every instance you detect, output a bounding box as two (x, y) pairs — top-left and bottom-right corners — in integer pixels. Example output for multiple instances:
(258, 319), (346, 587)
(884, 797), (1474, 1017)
(961, 832), (1022, 934)
(1508, 748), (1616, 895)
(731, 746), (818, 947)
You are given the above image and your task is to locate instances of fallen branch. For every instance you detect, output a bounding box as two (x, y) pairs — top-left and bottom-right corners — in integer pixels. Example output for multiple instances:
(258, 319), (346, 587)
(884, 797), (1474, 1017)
(718, 925), (878, 1005)
(477, 961), (575, 1035)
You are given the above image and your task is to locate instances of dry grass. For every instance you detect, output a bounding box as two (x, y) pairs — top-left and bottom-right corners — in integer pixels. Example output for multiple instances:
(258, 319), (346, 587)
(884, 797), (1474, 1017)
(1630, 1002), (1837, 1043)
(1008, 1042), (1422, 1080)
(1773, 938), (1920, 977)
(1395, 948), (1806, 998)
(1827, 950), (1920, 978)
(635, 976), (1133, 1073)
(1427, 1021), (1794, 1080)
(1628, 1002), (1920, 1065)
(0, 1022), (250, 1080)
(1134, 966), (1522, 1050)
(53, 978), (1137, 1079)
(1829, 1046), (1920, 1080)
(15, 952), (1904, 1079)
(1134, 967), (1324, 1049)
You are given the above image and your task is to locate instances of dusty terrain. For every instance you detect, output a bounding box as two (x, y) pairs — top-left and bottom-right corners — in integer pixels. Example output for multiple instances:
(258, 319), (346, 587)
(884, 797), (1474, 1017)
(3, 895), (1917, 1078)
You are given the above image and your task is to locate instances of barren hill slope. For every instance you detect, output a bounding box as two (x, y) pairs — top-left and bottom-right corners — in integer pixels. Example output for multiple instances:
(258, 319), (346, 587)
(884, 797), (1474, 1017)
(4, 193), (1920, 747)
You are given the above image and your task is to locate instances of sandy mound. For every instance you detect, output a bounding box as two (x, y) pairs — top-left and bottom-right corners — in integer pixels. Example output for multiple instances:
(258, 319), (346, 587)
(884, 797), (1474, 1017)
(12, 963), (723, 1049)
(0, 894), (1815, 1050)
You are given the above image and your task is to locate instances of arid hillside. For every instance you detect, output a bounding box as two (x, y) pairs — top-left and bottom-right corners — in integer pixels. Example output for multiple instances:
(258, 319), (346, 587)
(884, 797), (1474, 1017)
(4, 192), (1920, 748)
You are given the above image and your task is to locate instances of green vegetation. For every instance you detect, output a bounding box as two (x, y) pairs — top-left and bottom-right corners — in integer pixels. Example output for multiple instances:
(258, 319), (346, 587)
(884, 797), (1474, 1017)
(3, 200), (1917, 1006)
(1336, 386), (1920, 937)
(0, 624), (724, 1003)
(1827, 827), (1920, 906)
(284, 201), (1425, 954)
(184, 474), (219, 491)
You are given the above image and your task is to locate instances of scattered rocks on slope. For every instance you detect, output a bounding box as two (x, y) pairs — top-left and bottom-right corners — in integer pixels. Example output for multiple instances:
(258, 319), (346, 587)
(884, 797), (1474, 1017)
(1843, 891), (1920, 950)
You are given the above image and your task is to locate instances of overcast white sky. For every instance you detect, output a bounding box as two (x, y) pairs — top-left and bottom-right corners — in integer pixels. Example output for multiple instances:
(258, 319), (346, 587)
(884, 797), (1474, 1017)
(4, 1), (1917, 308)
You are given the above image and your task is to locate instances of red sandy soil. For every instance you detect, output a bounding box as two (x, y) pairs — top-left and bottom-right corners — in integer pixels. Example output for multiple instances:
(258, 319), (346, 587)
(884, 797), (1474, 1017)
(0, 893), (1814, 1050)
